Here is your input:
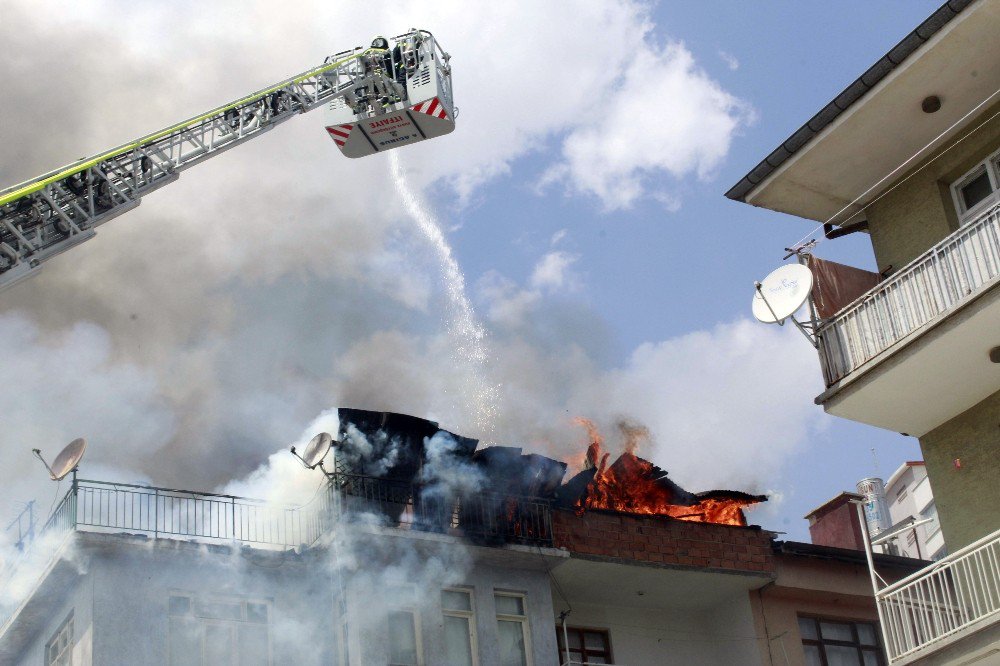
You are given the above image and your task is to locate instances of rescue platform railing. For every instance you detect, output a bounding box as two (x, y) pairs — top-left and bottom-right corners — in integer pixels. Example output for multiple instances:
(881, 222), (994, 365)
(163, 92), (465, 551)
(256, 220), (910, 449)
(877, 527), (1000, 662)
(817, 203), (1000, 386)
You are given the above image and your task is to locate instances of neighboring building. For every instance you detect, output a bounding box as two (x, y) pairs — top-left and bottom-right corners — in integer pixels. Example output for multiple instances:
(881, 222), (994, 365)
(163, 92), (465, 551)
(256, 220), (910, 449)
(728, 0), (1000, 662)
(883, 462), (946, 561)
(805, 492), (867, 552)
(0, 412), (926, 665)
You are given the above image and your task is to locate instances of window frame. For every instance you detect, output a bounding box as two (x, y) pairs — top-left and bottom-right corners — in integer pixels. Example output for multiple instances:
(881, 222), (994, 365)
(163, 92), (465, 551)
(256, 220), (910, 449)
(797, 614), (885, 666)
(950, 149), (1000, 224)
(386, 604), (423, 666)
(167, 592), (272, 666)
(494, 591), (533, 666)
(441, 587), (479, 666)
(555, 625), (614, 665)
(45, 611), (74, 666)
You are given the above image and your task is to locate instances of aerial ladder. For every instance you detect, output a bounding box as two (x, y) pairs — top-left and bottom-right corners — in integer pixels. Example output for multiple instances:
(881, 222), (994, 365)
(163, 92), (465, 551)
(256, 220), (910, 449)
(0, 30), (455, 293)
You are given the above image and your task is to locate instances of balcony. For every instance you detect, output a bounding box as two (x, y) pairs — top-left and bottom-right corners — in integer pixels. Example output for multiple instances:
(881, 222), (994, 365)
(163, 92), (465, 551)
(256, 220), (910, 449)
(815, 203), (1000, 435)
(877, 527), (1000, 664)
(8, 474), (555, 553)
(330, 472), (555, 547)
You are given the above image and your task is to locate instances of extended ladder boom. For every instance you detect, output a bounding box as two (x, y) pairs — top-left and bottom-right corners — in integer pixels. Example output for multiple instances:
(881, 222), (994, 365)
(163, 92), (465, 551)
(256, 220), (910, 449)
(0, 29), (452, 293)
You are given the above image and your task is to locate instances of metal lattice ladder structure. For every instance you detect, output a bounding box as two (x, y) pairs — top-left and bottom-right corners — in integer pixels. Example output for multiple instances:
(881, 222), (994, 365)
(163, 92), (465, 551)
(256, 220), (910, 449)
(0, 32), (436, 293)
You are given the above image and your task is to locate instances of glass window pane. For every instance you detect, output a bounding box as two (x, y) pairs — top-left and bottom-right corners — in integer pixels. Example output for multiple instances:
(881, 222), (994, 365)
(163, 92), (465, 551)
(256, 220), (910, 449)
(798, 617), (818, 640)
(443, 615), (474, 666)
(246, 602), (268, 624)
(584, 631), (607, 650)
(168, 617), (200, 666)
(825, 644), (863, 666)
(803, 645), (823, 666)
(567, 630), (582, 649)
(961, 170), (993, 211)
(498, 620), (528, 666)
(856, 623), (877, 646)
(442, 590), (472, 612)
(588, 658), (608, 665)
(238, 624), (269, 666)
(495, 594), (524, 616)
(388, 610), (419, 665)
(204, 624), (234, 666)
(820, 621), (854, 642)
(195, 600), (243, 621)
(169, 596), (191, 616)
(862, 649), (881, 666)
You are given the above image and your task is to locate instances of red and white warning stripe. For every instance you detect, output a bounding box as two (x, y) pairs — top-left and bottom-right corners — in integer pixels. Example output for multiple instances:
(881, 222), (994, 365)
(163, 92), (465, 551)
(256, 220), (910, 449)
(411, 97), (448, 120)
(325, 124), (354, 146)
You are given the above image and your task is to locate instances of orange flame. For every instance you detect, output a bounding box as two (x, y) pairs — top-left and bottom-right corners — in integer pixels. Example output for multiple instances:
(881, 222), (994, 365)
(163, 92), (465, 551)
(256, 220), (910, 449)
(572, 425), (762, 527)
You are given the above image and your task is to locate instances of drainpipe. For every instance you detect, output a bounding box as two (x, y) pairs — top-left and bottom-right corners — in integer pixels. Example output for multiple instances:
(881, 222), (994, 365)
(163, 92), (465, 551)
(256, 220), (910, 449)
(558, 610), (571, 666)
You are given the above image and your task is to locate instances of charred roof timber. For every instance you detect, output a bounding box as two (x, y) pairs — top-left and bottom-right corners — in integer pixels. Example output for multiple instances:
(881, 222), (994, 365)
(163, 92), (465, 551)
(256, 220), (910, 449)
(724, 0), (975, 204)
(325, 409), (767, 548)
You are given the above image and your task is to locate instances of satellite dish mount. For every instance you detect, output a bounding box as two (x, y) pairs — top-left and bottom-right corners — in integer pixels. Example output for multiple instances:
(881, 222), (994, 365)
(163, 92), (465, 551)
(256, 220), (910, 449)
(33, 438), (88, 483)
(751, 261), (819, 348)
(291, 432), (336, 475)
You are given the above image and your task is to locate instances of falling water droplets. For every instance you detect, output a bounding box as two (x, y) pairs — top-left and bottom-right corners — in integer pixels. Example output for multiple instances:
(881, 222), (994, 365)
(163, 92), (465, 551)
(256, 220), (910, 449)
(389, 153), (500, 440)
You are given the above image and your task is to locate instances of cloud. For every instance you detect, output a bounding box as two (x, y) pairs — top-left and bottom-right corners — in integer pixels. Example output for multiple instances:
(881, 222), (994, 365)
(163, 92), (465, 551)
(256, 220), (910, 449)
(719, 50), (740, 71)
(541, 41), (754, 209)
(530, 251), (580, 292)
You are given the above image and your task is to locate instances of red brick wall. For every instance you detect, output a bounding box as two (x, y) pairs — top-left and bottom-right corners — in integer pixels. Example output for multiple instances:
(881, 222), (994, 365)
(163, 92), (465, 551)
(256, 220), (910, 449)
(808, 499), (865, 551)
(551, 508), (775, 574)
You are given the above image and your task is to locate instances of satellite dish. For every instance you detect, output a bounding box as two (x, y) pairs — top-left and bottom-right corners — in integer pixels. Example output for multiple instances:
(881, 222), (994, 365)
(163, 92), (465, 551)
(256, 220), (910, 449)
(752, 263), (813, 323)
(33, 438), (87, 481)
(293, 432), (333, 470)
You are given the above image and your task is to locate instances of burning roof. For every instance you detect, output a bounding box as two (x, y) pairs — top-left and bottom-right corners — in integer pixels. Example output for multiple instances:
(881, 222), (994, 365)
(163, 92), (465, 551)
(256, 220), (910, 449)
(332, 409), (765, 530)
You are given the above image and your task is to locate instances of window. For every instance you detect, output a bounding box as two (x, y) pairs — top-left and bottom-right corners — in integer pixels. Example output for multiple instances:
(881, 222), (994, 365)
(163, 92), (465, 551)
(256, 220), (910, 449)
(46, 612), (73, 666)
(798, 616), (884, 666)
(495, 592), (531, 666)
(168, 594), (270, 666)
(894, 485), (907, 503)
(555, 626), (612, 665)
(442, 588), (478, 666)
(388, 609), (422, 666)
(384, 586), (422, 666)
(951, 151), (1000, 224)
(920, 501), (940, 538)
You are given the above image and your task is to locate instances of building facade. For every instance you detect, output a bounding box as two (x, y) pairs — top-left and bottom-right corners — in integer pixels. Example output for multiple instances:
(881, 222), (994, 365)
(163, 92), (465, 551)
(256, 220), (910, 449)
(728, 0), (1000, 662)
(883, 462), (946, 562)
(0, 472), (923, 665)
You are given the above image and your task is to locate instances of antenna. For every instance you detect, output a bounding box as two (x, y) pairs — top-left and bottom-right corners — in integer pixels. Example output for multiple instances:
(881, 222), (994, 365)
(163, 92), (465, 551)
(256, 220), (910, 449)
(33, 438), (87, 481)
(290, 432), (335, 470)
(751, 262), (818, 347)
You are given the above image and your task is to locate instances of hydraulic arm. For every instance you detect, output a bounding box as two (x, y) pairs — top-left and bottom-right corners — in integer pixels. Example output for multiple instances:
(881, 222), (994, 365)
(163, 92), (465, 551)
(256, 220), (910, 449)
(0, 29), (454, 293)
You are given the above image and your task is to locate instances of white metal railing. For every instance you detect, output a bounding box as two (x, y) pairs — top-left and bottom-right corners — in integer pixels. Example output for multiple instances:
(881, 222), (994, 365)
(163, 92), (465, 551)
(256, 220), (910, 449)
(877, 527), (1000, 662)
(817, 203), (1000, 385)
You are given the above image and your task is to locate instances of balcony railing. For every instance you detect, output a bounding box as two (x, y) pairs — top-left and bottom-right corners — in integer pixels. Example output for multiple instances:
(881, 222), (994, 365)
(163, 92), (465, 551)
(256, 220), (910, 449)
(43, 479), (334, 549)
(818, 203), (1000, 386)
(877, 527), (1000, 662)
(329, 472), (555, 547)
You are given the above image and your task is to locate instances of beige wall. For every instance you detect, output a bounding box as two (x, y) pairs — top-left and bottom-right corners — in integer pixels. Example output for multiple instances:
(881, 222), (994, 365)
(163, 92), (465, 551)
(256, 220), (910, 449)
(750, 552), (918, 666)
(919, 388), (1000, 551)
(866, 102), (1000, 274)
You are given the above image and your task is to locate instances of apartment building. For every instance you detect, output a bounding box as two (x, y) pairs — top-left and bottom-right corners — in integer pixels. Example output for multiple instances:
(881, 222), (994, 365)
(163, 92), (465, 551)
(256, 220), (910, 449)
(727, 1), (1000, 662)
(0, 411), (924, 665)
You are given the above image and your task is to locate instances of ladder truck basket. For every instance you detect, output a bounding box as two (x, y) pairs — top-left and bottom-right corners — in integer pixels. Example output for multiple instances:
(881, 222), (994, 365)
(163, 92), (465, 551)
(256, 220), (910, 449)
(324, 30), (455, 158)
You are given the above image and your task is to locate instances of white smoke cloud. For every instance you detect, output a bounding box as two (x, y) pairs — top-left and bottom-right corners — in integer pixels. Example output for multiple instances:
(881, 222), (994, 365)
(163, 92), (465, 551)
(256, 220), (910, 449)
(0, 0), (772, 529)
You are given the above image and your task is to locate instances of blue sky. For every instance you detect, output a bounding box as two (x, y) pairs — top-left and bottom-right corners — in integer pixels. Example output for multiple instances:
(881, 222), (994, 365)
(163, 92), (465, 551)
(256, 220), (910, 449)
(0, 2), (946, 542)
